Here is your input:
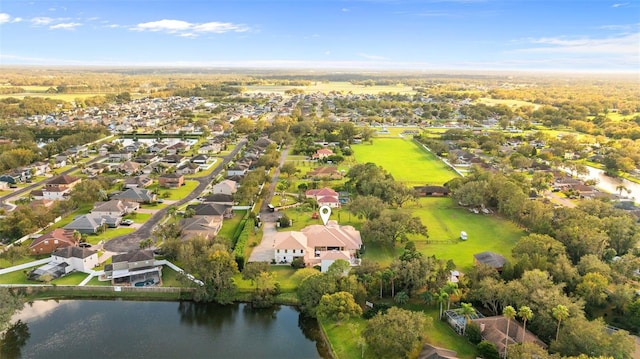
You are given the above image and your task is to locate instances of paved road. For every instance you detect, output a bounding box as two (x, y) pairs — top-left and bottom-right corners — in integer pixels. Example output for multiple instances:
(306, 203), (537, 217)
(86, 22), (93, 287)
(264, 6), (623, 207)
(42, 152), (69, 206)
(247, 146), (290, 263)
(103, 139), (247, 252)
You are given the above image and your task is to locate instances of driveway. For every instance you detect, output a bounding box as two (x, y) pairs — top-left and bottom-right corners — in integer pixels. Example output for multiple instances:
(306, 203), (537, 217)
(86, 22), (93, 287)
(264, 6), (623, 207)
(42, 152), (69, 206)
(248, 222), (276, 263)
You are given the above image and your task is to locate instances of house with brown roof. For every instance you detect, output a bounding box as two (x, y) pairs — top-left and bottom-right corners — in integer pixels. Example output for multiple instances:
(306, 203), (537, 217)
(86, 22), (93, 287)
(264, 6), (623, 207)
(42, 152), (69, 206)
(119, 161), (142, 175)
(418, 344), (459, 359)
(473, 251), (507, 272)
(306, 187), (340, 208)
(29, 228), (77, 254)
(123, 175), (153, 189)
(158, 173), (184, 188)
(414, 185), (450, 197)
(39, 174), (81, 200)
(273, 221), (362, 271)
(471, 316), (547, 356)
(179, 216), (223, 240)
(312, 148), (334, 160)
(306, 166), (342, 180)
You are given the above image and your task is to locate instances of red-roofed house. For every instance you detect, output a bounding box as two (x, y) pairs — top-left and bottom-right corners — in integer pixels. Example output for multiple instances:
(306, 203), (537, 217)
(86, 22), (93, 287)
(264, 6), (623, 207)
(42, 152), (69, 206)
(305, 187), (340, 208)
(312, 148), (334, 160)
(29, 228), (77, 254)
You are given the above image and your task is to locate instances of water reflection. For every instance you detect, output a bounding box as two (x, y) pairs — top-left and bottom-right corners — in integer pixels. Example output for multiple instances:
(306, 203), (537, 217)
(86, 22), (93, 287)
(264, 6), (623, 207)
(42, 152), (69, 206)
(0, 320), (30, 359)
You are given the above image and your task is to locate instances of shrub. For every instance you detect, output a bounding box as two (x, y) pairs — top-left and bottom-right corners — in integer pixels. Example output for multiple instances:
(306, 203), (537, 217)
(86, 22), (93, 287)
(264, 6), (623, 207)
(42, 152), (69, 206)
(291, 257), (305, 269)
(465, 322), (482, 344)
(476, 340), (500, 359)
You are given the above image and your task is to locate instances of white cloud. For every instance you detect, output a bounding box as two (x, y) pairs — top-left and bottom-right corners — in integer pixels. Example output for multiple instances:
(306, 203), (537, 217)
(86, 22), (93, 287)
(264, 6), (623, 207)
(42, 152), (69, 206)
(132, 19), (249, 37)
(0, 13), (22, 24)
(341, 8), (350, 12)
(50, 22), (82, 30)
(612, 3), (629, 8)
(520, 32), (639, 55)
(31, 17), (54, 25)
(358, 53), (388, 60)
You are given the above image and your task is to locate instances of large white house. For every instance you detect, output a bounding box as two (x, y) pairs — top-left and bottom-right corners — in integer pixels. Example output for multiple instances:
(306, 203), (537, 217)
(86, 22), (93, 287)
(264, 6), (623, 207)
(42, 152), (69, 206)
(51, 247), (99, 273)
(273, 221), (362, 272)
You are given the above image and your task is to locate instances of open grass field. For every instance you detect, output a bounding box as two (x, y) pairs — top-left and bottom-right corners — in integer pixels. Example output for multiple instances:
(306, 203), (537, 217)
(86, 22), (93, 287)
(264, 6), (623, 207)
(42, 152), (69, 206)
(352, 137), (459, 186)
(234, 265), (299, 293)
(362, 197), (524, 270)
(153, 180), (199, 201)
(0, 266), (41, 284)
(86, 276), (112, 286)
(123, 212), (152, 223)
(244, 81), (416, 95)
(86, 227), (136, 245)
(161, 266), (184, 287)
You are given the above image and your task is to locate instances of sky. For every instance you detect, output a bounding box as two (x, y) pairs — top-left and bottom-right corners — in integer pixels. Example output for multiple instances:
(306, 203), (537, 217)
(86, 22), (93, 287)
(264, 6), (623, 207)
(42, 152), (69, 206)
(0, 0), (638, 72)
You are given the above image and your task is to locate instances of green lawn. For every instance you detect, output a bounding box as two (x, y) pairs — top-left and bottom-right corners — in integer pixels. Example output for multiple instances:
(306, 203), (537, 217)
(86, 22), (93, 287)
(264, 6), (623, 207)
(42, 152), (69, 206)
(217, 210), (247, 239)
(86, 276), (112, 286)
(155, 180), (199, 201)
(52, 271), (89, 285)
(49, 203), (94, 229)
(0, 254), (49, 269)
(85, 227), (136, 245)
(0, 267), (41, 284)
(185, 159), (221, 178)
(161, 266), (185, 287)
(276, 206), (365, 233)
(235, 266), (307, 293)
(353, 137), (459, 186)
(363, 197), (524, 270)
(123, 212), (152, 223)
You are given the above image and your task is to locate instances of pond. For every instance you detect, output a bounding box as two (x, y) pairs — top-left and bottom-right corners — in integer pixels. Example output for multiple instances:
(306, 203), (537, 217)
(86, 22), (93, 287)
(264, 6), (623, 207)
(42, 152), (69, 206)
(5, 300), (330, 359)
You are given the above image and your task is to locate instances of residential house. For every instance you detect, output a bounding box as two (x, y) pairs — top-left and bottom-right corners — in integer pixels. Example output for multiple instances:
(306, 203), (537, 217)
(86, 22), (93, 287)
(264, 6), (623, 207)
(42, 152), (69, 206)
(104, 249), (160, 285)
(91, 199), (139, 217)
(119, 161), (142, 175)
(133, 154), (159, 164)
(166, 142), (189, 155)
(29, 228), (77, 254)
(201, 193), (234, 205)
(52, 246), (99, 273)
(112, 187), (157, 204)
(473, 251), (507, 272)
(227, 163), (249, 177)
(64, 214), (111, 234)
(191, 154), (209, 165)
(306, 166), (342, 180)
(158, 173), (185, 188)
(312, 148), (334, 160)
(198, 143), (221, 154)
(179, 216), (223, 240)
(273, 221), (362, 271)
(30, 161), (50, 176)
(471, 316), (547, 356)
(37, 174), (81, 200)
(414, 185), (451, 197)
(0, 174), (20, 185)
(123, 175), (154, 189)
(212, 179), (238, 196)
(109, 151), (133, 162)
(306, 187), (340, 208)
(186, 203), (233, 219)
(148, 142), (168, 153)
(162, 154), (184, 164)
(417, 344), (459, 359)
(176, 162), (200, 175)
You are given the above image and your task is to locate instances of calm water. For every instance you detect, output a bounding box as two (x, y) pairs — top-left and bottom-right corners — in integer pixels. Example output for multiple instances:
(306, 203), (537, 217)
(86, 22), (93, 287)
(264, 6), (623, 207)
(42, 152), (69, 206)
(6, 300), (329, 359)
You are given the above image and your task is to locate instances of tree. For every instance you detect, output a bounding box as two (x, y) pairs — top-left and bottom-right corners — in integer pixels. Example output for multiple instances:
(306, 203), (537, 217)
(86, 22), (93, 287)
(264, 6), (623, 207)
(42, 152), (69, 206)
(476, 340), (500, 359)
(242, 261), (270, 288)
(460, 302), (475, 335)
(316, 291), (362, 323)
(0, 245), (29, 266)
(394, 291), (409, 305)
(0, 288), (23, 331)
(443, 282), (460, 310)
(363, 307), (428, 359)
(347, 195), (385, 220)
(280, 162), (298, 178)
(503, 305), (516, 356)
(436, 290), (449, 320)
(297, 273), (337, 317)
(552, 304), (569, 342)
(506, 342), (550, 359)
(518, 306), (533, 343)
(361, 210), (427, 247)
(576, 272), (609, 309)
(0, 319), (30, 359)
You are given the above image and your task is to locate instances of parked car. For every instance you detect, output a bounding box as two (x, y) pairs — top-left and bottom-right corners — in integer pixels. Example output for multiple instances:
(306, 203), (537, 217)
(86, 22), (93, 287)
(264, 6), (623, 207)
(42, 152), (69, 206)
(79, 243), (91, 248)
(121, 219), (135, 226)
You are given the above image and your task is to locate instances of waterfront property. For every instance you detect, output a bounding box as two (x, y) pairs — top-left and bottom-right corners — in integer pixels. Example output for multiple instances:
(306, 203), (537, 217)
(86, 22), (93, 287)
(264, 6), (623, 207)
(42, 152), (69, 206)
(273, 220), (361, 271)
(104, 249), (161, 286)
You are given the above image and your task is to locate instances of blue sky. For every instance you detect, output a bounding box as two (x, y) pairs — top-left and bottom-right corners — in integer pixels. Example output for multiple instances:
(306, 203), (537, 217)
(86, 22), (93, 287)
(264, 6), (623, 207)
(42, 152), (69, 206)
(0, 0), (638, 72)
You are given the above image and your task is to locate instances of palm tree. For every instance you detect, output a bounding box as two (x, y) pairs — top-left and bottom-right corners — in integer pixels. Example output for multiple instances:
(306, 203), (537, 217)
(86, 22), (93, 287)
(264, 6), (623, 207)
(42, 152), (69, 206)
(394, 291), (409, 305)
(552, 304), (569, 342)
(503, 305), (516, 357)
(443, 282), (460, 310)
(436, 290), (449, 320)
(518, 306), (534, 343)
(460, 302), (475, 335)
(616, 184), (631, 197)
(72, 230), (82, 244)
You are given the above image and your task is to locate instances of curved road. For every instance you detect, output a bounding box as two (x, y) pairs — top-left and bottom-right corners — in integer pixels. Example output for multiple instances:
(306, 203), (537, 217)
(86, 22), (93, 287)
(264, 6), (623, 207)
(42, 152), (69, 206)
(104, 139), (247, 252)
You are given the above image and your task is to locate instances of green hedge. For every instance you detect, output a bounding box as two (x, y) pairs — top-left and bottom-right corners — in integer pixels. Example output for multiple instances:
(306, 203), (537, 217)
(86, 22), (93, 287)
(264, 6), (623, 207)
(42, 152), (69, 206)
(232, 223), (252, 271)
